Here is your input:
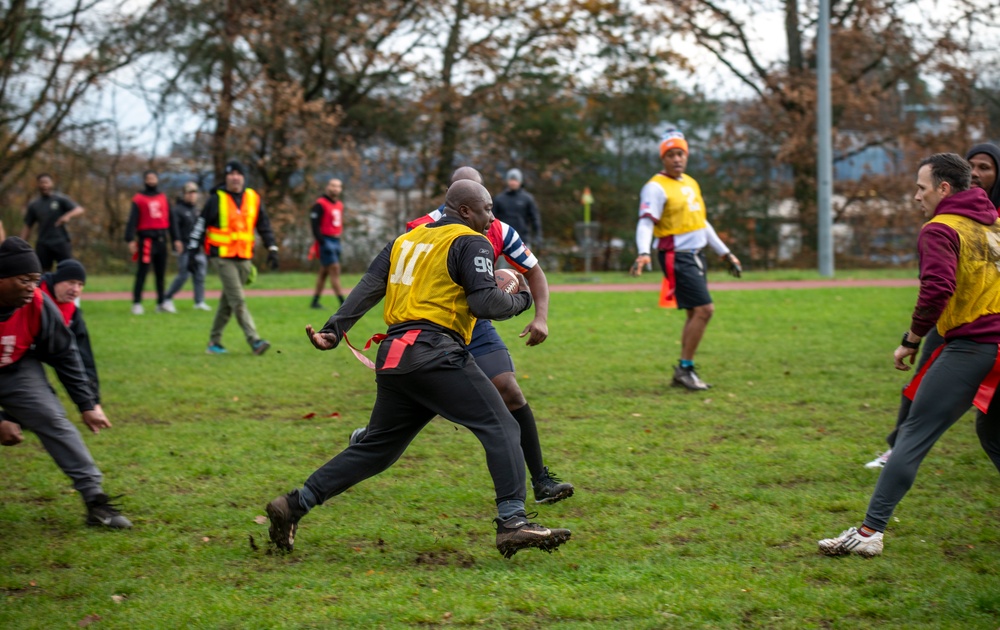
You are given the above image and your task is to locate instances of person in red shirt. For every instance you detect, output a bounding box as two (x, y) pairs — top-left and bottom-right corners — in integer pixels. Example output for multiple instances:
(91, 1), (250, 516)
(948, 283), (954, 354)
(0, 238), (130, 529)
(309, 178), (346, 309)
(125, 170), (183, 315)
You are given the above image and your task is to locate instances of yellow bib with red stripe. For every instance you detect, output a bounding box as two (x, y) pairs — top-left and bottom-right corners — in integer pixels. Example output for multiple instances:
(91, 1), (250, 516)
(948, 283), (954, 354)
(648, 173), (707, 238)
(384, 224), (481, 344)
(927, 214), (1000, 336)
(206, 188), (260, 259)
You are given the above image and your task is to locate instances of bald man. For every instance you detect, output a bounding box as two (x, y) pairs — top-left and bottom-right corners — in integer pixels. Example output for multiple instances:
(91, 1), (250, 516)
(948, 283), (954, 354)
(309, 178), (346, 309)
(266, 179), (572, 559)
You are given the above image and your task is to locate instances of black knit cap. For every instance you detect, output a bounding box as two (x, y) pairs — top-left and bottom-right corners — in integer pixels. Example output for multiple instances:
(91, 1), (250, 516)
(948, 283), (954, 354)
(51, 259), (86, 285)
(225, 160), (246, 176)
(966, 143), (1000, 208)
(0, 237), (41, 279)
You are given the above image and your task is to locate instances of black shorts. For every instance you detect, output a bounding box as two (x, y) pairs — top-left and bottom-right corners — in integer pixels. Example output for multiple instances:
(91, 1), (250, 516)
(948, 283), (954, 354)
(658, 249), (712, 310)
(474, 348), (516, 380)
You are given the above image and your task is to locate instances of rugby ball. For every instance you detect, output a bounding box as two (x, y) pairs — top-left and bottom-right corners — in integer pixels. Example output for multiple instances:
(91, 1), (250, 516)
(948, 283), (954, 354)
(495, 268), (519, 294)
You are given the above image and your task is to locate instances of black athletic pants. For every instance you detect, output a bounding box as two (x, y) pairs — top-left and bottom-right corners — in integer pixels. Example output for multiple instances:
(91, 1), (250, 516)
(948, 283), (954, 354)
(301, 330), (527, 510)
(132, 233), (169, 305)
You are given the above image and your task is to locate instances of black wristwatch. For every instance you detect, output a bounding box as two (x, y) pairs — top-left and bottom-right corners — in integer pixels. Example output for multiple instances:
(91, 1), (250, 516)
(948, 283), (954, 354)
(900, 332), (920, 349)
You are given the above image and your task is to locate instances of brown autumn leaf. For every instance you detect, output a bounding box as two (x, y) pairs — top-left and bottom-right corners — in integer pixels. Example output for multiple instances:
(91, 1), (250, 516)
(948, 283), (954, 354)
(78, 614), (101, 627)
(302, 412), (317, 419)
(254, 515), (268, 524)
(111, 594), (126, 604)
(328, 412), (341, 418)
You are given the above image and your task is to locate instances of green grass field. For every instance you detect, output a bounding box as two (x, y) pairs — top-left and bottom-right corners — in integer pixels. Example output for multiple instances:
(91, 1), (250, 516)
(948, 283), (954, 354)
(1, 280), (998, 628)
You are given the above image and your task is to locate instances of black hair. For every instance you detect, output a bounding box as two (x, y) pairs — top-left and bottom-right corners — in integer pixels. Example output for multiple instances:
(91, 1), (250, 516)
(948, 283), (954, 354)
(918, 153), (971, 192)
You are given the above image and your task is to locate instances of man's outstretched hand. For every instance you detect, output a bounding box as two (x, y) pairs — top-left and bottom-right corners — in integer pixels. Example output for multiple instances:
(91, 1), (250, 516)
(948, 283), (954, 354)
(306, 324), (338, 350)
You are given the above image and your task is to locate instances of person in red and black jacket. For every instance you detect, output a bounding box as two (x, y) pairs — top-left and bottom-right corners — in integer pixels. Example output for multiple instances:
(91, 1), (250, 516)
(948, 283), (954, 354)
(39, 259), (101, 410)
(308, 178), (346, 309)
(0, 238), (131, 529)
(125, 170), (183, 315)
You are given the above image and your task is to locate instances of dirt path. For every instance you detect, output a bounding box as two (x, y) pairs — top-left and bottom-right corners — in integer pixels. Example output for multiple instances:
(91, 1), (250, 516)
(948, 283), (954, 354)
(83, 277), (918, 302)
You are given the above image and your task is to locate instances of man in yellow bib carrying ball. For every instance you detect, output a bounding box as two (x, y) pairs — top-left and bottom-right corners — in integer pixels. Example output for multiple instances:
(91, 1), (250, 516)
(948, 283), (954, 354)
(631, 129), (741, 390)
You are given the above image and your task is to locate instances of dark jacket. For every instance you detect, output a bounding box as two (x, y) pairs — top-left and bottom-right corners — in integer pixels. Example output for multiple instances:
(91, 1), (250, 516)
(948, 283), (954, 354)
(492, 188), (542, 245)
(172, 197), (199, 243)
(40, 274), (100, 404)
(912, 187), (1000, 342)
(0, 291), (96, 412)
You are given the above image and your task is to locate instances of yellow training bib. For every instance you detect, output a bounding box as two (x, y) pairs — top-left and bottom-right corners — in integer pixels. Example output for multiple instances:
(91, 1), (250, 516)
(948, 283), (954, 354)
(384, 223), (484, 344)
(648, 173), (707, 238)
(926, 213), (1000, 335)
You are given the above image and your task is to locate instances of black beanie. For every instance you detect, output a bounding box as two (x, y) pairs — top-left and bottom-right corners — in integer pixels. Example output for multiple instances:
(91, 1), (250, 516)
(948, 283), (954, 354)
(0, 237), (42, 278)
(225, 160), (246, 176)
(52, 259), (86, 285)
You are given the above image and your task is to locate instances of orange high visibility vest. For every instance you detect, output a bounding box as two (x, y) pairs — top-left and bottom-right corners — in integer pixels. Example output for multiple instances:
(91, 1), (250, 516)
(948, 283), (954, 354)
(206, 188), (260, 259)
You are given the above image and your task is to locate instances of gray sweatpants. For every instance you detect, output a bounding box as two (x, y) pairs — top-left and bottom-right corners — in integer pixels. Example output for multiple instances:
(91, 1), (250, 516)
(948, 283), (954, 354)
(864, 338), (1000, 531)
(0, 357), (104, 502)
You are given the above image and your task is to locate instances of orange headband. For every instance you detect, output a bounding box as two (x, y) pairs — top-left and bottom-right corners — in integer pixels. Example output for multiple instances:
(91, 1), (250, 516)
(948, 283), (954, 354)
(659, 136), (688, 158)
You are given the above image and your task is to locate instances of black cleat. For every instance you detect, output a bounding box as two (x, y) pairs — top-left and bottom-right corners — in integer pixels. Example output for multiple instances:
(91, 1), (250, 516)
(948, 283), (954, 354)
(494, 512), (571, 559)
(532, 467), (574, 504)
(266, 491), (306, 552)
(252, 339), (271, 356)
(85, 494), (132, 529)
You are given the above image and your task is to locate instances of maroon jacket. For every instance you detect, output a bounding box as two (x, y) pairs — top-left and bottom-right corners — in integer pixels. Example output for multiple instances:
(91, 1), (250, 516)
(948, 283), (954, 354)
(912, 187), (1000, 341)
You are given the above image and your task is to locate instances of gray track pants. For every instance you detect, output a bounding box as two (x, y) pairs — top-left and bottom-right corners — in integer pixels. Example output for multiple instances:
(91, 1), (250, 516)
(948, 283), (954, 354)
(0, 357), (104, 502)
(864, 338), (1000, 531)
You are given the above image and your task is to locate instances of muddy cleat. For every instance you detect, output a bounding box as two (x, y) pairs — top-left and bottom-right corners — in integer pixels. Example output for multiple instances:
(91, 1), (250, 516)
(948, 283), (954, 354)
(252, 339), (271, 356)
(532, 467), (574, 504)
(672, 364), (710, 390)
(349, 426), (367, 446)
(266, 491), (306, 552)
(865, 449), (892, 469)
(85, 494), (133, 529)
(494, 512), (571, 559)
(818, 526), (883, 557)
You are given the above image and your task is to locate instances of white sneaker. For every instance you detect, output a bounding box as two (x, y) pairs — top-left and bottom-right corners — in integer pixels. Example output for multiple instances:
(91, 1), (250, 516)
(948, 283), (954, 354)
(193, 302), (212, 311)
(131, 303), (144, 315)
(157, 299), (177, 314)
(818, 526), (884, 557)
(865, 449), (892, 469)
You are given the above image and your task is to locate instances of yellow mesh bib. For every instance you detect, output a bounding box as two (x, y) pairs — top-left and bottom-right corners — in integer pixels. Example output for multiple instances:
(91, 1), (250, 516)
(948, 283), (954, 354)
(648, 173), (708, 238)
(384, 223), (484, 344)
(926, 213), (1000, 335)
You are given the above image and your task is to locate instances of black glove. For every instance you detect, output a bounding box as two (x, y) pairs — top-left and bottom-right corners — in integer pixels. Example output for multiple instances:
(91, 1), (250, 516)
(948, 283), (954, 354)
(266, 249), (279, 270)
(186, 249), (200, 275)
(726, 253), (742, 278)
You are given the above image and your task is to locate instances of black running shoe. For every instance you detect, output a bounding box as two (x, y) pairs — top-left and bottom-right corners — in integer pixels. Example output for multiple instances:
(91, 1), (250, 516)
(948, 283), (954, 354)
(532, 467), (574, 504)
(494, 512), (571, 559)
(85, 494), (133, 529)
(266, 491), (306, 552)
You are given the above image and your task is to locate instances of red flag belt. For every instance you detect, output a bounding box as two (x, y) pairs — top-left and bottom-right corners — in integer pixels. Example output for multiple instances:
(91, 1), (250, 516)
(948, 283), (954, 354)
(342, 330), (421, 371)
(903, 343), (1000, 414)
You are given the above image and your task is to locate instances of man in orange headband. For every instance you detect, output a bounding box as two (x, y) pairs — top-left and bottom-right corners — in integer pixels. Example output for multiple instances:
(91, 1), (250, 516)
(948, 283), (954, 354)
(631, 128), (741, 390)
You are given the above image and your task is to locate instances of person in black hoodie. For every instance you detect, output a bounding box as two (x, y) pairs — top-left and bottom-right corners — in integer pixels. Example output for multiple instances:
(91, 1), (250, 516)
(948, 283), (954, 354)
(492, 168), (542, 249)
(163, 182), (211, 311)
(125, 170), (183, 315)
(0, 238), (131, 528)
(966, 143), (1000, 209)
(38, 260), (102, 413)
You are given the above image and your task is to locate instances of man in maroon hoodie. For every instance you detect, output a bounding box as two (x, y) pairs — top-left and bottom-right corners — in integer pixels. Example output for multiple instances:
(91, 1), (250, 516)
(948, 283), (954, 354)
(865, 142), (1000, 469)
(820, 153), (1000, 557)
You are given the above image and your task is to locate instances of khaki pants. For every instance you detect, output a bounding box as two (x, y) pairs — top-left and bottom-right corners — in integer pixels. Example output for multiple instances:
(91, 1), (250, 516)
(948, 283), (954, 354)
(209, 257), (259, 347)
